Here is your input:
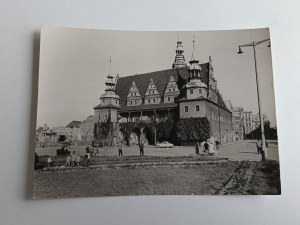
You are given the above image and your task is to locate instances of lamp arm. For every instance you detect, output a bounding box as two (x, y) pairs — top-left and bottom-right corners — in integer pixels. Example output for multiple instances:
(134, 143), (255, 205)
(239, 42), (254, 48)
(254, 38), (270, 46)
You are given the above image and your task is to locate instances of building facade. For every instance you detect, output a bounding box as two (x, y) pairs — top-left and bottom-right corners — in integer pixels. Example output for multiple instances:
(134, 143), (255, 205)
(93, 38), (233, 146)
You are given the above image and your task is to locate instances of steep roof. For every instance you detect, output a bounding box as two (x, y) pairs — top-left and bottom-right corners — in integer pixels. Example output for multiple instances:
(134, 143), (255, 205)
(115, 64), (209, 108)
(66, 120), (81, 128)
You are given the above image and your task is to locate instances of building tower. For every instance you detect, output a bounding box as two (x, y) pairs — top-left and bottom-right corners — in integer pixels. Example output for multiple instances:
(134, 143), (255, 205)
(94, 58), (120, 123)
(172, 35), (187, 68)
(182, 37), (207, 99)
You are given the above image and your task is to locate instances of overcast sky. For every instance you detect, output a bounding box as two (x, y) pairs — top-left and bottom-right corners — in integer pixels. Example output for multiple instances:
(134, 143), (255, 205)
(37, 27), (276, 128)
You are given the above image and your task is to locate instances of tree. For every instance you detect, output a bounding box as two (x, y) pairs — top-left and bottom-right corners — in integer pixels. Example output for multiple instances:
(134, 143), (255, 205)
(175, 117), (210, 145)
(248, 121), (277, 140)
(156, 116), (174, 142)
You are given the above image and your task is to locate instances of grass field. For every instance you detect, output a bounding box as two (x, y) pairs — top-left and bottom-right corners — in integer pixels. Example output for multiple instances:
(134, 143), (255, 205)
(33, 161), (238, 198)
(33, 159), (281, 198)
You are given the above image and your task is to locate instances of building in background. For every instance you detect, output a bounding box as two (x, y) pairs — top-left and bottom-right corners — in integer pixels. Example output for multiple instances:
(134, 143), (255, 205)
(93, 37), (233, 146)
(233, 107), (244, 141)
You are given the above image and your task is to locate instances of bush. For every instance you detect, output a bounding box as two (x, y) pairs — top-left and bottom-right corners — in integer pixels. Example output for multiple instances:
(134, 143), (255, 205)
(174, 117), (210, 145)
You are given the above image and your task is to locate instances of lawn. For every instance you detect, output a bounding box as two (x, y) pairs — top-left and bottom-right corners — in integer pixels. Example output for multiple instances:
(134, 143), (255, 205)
(33, 161), (239, 199)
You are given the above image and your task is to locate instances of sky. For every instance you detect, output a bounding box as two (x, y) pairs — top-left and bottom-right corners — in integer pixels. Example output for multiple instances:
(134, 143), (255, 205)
(37, 27), (276, 128)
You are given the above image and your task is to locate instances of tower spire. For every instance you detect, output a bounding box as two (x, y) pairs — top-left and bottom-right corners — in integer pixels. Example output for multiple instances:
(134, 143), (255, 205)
(109, 57), (112, 76)
(105, 57), (116, 91)
(172, 34), (187, 68)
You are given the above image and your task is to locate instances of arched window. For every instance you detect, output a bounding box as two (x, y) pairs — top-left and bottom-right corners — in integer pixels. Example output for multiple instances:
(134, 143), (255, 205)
(196, 105), (200, 112)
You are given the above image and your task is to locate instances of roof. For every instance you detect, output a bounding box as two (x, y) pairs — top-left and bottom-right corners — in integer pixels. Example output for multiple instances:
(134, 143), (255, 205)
(115, 64), (209, 108)
(66, 121), (81, 128)
(119, 102), (178, 113)
(94, 104), (121, 109)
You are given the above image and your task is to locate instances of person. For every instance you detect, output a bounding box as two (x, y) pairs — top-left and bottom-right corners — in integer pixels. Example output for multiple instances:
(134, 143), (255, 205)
(204, 140), (209, 155)
(65, 155), (71, 167)
(75, 155), (81, 167)
(47, 156), (52, 168)
(139, 140), (144, 156)
(71, 151), (76, 167)
(257, 139), (262, 154)
(195, 142), (200, 155)
(86, 148), (91, 165)
(208, 140), (216, 156)
(117, 141), (123, 156)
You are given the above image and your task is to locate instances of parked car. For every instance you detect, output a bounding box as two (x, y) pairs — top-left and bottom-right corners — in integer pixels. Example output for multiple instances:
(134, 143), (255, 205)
(156, 141), (174, 148)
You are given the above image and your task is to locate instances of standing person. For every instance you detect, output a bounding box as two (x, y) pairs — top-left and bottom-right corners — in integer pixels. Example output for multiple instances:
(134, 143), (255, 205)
(139, 140), (144, 157)
(117, 141), (123, 156)
(65, 155), (71, 167)
(257, 139), (262, 154)
(195, 142), (200, 155)
(75, 155), (81, 167)
(85, 147), (91, 166)
(204, 140), (209, 155)
(47, 156), (52, 168)
(209, 140), (216, 156)
(71, 151), (76, 167)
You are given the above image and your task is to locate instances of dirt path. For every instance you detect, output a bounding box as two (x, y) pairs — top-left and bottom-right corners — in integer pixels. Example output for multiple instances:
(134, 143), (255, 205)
(215, 161), (256, 195)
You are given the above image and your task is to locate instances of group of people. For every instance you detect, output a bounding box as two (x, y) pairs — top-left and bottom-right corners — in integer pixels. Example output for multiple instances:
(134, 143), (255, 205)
(117, 140), (145, 157)
(65, 147), (91, 167)
(195, 138), (218, 156)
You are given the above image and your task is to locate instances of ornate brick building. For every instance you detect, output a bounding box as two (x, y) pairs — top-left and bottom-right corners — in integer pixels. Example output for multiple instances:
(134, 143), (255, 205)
(93, 38), (233, 146)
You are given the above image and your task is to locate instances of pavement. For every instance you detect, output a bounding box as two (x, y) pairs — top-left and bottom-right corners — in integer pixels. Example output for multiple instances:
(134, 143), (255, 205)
(217, 140), (279, 161)
(35, 140), (279, 162)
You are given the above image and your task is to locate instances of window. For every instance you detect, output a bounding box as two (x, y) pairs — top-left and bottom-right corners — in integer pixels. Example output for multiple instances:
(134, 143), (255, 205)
(199, 89), (202, 94)
(105, 115), (108, 120)
(196, 105), (199, 111)
(153, 98), (156, 103)
(185, 106), (188, 112)
(173, 88), (175, 91)
(190, 89), (193, 94)
(168, 97), (171, 102)
(115, 100), (118, 104)
(135, 100), (137, 105)
(148, 99), (150, 103)
(130, 100), (133, 105)
(169, 89), (171, 92)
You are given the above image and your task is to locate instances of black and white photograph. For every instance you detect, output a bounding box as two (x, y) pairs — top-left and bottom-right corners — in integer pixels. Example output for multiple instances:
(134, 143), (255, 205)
(33, 27), (280, 199)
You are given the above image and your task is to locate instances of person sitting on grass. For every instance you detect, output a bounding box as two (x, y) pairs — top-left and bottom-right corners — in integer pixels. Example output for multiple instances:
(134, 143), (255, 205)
(75, 155), (81, 167)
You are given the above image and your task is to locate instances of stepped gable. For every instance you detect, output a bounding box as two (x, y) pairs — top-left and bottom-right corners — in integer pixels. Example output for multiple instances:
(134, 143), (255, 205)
(115, 64), (209, 108)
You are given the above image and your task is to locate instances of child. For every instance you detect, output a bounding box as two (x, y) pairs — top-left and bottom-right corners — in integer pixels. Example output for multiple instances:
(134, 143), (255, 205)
(65, 155), (71, 167)
(75, 155), (81, 167)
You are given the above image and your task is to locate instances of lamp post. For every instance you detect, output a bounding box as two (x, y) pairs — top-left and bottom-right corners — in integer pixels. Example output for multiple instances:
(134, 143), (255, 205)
(237, 38), (270, 161)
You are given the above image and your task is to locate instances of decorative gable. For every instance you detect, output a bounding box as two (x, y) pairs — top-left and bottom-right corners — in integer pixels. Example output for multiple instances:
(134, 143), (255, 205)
(163, 76), (180, 103)
(144, 78), (160, 105)
(127, 81), (142, 106)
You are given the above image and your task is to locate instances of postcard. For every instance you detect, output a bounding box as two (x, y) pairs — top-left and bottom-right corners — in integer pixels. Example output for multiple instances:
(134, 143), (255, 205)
(33, 27), (280, 198)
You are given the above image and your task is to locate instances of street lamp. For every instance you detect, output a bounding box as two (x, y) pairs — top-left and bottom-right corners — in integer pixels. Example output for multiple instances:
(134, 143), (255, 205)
(237, 38), (270, 161)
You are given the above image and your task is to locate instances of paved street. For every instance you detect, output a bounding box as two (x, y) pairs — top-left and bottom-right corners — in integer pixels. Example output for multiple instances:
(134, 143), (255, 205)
(217, 140), (279, 161)
(36, 140), (279, 162)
